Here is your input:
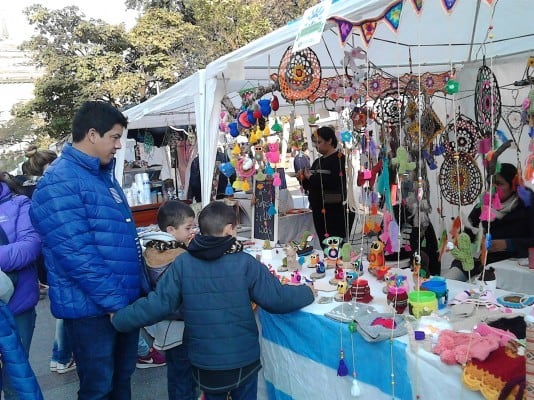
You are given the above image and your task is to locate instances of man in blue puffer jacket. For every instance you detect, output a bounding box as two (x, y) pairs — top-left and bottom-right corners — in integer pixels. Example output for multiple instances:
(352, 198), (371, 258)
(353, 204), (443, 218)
(30, 101), (143, 400)
(112, 202), (316, 399)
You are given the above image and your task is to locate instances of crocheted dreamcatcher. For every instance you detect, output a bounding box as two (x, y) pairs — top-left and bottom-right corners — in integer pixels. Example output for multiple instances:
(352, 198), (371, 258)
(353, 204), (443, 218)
(442, 114), (482, 158)
(474, 63), (502, 138)
(438, 153), (482, 205)
(278, 46), (321, 103)
(373, 91), (410, 126)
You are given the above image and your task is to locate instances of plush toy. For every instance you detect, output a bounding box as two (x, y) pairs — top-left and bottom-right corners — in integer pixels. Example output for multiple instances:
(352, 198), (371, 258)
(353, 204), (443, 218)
(290, 270), (301, 284)
(323, 236), (343, 269)
(309, 253), (320, 268)
(265, 142), (280, 164)
(450, 232), (474, 272)
(310, 261), (326, 280)
(285, 245), (299, 272)
(367, 240), (390, 280)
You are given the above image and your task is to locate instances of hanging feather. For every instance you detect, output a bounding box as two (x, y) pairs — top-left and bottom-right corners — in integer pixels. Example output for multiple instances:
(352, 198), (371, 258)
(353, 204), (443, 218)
(438, 229), (448, 261)
(337, 350), (349, 376)
(267, 204), (277, 216)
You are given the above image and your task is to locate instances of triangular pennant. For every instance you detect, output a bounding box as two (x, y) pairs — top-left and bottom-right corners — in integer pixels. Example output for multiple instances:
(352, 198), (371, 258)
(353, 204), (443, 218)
(484, 0), (495, 5)
(441, 0), (458, 14)
(359, 20), (378, 47)
(328, 16), (355, 47)
(382, 0), (403, 32)
(410, 0), (423, 14)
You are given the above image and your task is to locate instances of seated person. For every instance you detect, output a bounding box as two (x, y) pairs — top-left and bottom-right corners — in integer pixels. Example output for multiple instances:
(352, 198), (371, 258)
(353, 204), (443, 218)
(443, 163), (534, 281)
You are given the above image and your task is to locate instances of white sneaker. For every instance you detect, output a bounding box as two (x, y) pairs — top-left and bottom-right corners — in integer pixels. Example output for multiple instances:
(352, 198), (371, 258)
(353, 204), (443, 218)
(56, 359), (76, 374)
(50, 360), (57, 372)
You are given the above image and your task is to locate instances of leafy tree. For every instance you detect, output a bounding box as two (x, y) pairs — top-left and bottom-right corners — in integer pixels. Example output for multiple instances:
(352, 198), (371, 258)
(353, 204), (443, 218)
(17, 0), (315, 140)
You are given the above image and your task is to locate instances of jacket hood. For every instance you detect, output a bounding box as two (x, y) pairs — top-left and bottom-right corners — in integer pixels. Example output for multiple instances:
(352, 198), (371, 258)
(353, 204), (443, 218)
(187, 235), (243, 260)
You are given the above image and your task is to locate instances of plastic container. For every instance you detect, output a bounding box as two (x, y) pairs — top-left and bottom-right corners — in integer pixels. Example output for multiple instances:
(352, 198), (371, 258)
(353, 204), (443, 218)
(408, 290), (437, 318)
(420, 278), (448, 309)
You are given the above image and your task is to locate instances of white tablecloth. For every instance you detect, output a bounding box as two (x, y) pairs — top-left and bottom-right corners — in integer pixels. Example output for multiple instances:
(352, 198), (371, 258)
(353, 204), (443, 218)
(487, 258), (534, 295)
(246, 243), (531, 400)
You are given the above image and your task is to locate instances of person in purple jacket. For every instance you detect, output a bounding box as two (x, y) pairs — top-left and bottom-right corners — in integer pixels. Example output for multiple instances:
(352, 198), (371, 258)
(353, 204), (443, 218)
(0, 172), (41, 399)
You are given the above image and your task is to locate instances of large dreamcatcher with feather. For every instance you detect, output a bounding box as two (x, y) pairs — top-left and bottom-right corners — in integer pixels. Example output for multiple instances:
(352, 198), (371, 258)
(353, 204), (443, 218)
(278, 46), (322, 103)
(474, 61), (502, 138)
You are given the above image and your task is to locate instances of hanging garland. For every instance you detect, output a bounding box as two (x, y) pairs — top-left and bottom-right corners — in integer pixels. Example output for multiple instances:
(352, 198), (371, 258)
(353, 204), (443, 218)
(438, 153), (482, 205)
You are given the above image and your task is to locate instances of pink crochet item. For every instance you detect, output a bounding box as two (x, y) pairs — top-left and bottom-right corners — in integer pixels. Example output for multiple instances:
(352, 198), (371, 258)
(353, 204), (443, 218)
(474, 323), (517, 347)
(432, 330), (501, 365)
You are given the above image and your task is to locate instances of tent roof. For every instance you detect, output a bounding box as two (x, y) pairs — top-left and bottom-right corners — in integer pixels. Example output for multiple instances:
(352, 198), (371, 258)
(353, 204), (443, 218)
(123, 0), (533, 130)
(124, 70), (200, 129)
(207, 0), (533, 87)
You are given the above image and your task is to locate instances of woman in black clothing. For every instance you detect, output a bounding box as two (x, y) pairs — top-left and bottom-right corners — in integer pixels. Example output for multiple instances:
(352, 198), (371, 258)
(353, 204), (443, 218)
(299, 126), (354, 245)
(443, 163), (534, 280)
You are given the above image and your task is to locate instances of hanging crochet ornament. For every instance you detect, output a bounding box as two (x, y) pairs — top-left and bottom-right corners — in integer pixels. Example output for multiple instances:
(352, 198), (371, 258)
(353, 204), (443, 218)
(442, 113), (483, 158)
(373, 91), (409, 126)
(277, 46), (321, 102)
(438, 153), (482, 205)
(474, 61), (502, 138)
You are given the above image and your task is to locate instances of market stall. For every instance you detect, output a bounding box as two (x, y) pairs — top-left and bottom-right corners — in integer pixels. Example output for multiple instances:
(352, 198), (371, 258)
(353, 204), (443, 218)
(113, 1), (534, 397)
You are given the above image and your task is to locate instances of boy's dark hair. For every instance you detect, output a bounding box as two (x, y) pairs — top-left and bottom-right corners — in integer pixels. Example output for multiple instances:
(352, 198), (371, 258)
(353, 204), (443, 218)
(157, 200), (195, 231)
(198, 201), (237, 236)
(71, 101), (128, 143)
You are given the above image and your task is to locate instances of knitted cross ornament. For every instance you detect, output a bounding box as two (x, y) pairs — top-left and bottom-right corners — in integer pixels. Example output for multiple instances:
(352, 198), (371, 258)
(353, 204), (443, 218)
(451, 232), (474, 272)
(391, 147), (416, 174)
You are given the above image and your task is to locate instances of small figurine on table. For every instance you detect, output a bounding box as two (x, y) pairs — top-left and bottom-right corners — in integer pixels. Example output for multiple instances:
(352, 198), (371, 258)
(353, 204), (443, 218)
(335, 280), (351, 302)
(290, 270), (301, 284)
(291, 230), (314, 256)
(367, 240), (390, 280)
(308, 253), (320, 269)
(285, 245), (299, 272)
(310, 261), (326, 280)
(323, 236), (343, 269)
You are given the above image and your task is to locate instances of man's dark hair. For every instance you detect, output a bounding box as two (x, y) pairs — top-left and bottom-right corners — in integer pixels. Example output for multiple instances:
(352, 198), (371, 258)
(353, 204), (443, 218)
(157, 200), (195, 231)
(198, 201), (237, 236)
(71, 101), (128, 143)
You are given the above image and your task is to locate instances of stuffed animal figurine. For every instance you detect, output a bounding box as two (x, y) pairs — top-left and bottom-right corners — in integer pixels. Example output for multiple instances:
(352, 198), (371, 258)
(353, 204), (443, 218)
(367, 240), (390, 280)
(323, 236), (343, 269)
(285, 245), (299, 272)
(309, 253), (320, 268)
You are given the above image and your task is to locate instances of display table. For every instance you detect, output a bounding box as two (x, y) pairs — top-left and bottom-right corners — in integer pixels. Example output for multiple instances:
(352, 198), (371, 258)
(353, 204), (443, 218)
(244, 243), (531, 400)
(486, 258), (534, 295)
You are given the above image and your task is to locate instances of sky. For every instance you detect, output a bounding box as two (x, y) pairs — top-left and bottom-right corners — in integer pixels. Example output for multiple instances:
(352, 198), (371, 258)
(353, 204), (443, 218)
(1, 0), (139, 44)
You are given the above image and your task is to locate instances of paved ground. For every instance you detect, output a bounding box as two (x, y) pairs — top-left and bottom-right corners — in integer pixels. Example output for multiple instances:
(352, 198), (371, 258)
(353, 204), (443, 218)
(28, 295), (168, 399)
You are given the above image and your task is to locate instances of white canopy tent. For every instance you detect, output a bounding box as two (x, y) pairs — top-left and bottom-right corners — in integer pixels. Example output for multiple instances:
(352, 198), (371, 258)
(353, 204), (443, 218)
(117, 0), (534, 207)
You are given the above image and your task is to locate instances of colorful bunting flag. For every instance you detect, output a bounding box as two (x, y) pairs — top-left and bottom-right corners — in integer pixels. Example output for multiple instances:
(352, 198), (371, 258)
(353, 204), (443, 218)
(359, 20), (378, 47)
(328, 16), (356, 47)
(383, 0), (403, 32)
(410, 0), (424, 14)
(441, 0), (458, 14)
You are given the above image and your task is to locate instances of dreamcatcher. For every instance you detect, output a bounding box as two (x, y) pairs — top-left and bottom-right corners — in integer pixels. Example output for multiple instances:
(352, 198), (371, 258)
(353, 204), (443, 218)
(474, 62), (502, 138)
(442, 114), (483, 158)
(373, 91), (410, 126)
(278, 46), (321, 103)
(438, 153), (482, 205)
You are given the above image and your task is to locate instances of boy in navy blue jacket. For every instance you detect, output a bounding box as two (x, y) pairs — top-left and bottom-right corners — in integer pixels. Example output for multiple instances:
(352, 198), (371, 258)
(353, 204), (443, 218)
(112, 201), (315, 399)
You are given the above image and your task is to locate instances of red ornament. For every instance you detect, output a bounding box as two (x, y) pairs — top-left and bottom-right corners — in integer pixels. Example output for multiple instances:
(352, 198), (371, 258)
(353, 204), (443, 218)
(271, 95), (280, 111)
(321, 208), (326, 214)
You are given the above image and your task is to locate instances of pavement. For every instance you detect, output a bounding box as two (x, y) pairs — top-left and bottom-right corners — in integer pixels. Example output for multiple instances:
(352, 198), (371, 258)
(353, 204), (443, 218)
(29, 295), (168, 399)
